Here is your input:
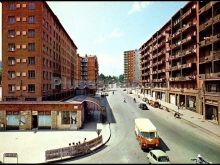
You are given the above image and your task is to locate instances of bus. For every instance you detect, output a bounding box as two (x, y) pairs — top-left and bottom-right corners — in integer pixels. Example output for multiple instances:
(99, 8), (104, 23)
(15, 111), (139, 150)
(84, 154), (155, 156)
(135, 118), (160, 150)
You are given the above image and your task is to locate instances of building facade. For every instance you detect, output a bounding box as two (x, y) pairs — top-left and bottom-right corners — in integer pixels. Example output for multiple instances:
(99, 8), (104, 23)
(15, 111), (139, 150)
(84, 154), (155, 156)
(2, 1), (77, 101)
(140, 1), (220, 124)
(124, 49), (140, 87)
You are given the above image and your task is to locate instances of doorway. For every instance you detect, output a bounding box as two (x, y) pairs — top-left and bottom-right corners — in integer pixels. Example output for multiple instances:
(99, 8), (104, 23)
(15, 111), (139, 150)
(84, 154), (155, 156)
(32, 115), (38, 129)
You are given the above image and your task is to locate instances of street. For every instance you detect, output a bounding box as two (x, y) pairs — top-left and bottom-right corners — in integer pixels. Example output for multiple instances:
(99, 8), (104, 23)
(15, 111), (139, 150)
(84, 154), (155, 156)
(62, 87), (220, 164)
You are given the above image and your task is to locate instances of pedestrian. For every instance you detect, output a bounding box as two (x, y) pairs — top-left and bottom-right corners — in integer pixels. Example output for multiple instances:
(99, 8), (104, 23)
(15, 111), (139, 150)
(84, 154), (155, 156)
(72, 142), (75, 146)
(69, 143), (71, 146)
(84, 138), (86, 143)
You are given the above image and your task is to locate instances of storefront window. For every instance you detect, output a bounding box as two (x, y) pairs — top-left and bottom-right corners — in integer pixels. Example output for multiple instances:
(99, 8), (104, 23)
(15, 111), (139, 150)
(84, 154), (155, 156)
(61, 111), (70, 124)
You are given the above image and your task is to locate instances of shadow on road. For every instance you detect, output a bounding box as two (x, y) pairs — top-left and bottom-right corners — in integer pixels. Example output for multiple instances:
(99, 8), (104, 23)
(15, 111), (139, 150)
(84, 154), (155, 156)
(159, 137), (170, 152)
(101, 97), (116, 124)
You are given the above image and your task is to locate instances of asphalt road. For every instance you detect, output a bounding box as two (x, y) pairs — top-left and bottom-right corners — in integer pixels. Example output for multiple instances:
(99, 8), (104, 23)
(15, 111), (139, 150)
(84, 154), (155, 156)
(63, 87), (220, 164)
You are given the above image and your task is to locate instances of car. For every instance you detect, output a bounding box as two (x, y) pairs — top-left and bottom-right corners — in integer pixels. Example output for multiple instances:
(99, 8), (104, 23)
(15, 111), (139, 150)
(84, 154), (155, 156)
(142, 97), (149, 102)
(123, 89), (126, 91)
(138, 103), (149, 110)
(147, 149), (170, 164)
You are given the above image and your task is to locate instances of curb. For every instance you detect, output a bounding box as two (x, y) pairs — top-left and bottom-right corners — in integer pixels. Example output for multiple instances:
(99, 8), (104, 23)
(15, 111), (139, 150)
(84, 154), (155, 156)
(43, 123), (111, 164)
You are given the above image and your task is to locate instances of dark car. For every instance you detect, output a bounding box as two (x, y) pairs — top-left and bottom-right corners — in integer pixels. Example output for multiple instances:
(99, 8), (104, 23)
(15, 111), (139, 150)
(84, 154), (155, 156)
(138, 103), (149, 110)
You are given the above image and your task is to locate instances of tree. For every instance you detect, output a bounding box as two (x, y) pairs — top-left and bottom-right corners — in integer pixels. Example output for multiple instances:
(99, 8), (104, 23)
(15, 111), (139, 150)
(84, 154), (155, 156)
(119, 74), (124, 83)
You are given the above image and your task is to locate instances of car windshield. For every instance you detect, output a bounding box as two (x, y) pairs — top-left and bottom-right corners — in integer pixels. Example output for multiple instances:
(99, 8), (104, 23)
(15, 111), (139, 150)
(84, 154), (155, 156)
(158, 156), (169, 162)
(141, 132), (157, 138)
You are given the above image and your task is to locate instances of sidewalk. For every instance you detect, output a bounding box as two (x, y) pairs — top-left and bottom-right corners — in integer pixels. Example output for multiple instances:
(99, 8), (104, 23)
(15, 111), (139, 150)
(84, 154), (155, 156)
(130, 91), (220, 138)
(0, 122), (111, 164)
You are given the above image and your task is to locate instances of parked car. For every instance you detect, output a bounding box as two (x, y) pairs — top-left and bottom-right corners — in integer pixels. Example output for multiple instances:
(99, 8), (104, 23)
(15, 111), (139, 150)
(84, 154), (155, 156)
(138, 103), (149, 110)
(142, 97), (149, 102)
(147, 149), (170, 164)
(123, 89), (126, 91)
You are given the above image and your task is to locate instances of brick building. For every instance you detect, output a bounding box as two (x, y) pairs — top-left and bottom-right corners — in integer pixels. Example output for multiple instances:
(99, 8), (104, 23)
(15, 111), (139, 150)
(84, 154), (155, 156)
(124, 49), (140, 87)
(75, 54), (99, 95)
(140, 1), (220, 124)
(2, 1), (77, 101)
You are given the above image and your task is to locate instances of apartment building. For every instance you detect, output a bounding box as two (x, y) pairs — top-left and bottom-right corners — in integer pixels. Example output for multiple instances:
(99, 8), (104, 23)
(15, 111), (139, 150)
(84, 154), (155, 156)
(2, 1), (77, 101)
(124, 49), (140, 87)
(140, 1), (220, 124)
(75, 54), (99, 95)
(198, 1), (220, 121)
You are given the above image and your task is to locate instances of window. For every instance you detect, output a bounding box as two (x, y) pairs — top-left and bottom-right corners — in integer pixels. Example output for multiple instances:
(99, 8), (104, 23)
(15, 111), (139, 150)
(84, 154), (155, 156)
(28, 29), (35, 37)
(8, 84), (15, 92)
(9, 3), (15, 10)
(8, 43), (15, 51)
(61, 111), (70, 124)
(8, 30), (16, 37)
(8, 57), (16, 65)
(28, 16), (35, 24)
(28, 70), (35, 78)
(28, 43), (35, 51)
(8, 16), (15, 24)
(28, 57), (35, 64)
(28, 2), (35, 10)
(28, 84), (35, 92)
(8, 71), (16, 79)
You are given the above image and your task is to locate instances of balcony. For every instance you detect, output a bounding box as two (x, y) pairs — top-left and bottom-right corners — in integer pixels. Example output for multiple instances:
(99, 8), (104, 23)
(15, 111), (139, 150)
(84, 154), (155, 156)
(183, 88), (198, 94)
(157, 60), (164, 65)
(172, 29), (181, 39)
(182, 22), (196, 34)
(174, 75), (196, 81)
(212, 33), (220, 43)
(170, 87), (182, 92)
(181, 47), (196, 57)
(213, 13), (220, 25)
(181, 8), (193, 22)
(212, 50), (220, 60)
(199, 1), (212, 15)
(199, 37), (212, 48)
(205, 72), (220, 79)
(199, 18), (213, 32)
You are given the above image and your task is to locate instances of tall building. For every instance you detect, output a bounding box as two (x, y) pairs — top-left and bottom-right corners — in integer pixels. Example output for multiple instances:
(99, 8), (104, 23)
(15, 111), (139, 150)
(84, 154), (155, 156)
(2, 1), (78, 101)
(140, 1), (220, 124)
(198, 1), (220, 122)
(124, 49), (140, 87)
(77, 54), (99, 86)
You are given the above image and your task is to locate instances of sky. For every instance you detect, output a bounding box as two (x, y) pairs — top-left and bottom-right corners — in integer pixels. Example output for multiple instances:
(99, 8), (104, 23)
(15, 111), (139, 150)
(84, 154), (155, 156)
(0, 1), (188, 77)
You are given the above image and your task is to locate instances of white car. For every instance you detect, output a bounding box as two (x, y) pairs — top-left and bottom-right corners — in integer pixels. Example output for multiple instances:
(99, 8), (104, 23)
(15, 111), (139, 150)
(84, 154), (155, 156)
(147, 149), (170, 164)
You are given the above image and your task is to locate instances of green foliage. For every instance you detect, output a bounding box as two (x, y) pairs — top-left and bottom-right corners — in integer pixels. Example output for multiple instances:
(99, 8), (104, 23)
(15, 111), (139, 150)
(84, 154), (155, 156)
(99, 73), (123, 84)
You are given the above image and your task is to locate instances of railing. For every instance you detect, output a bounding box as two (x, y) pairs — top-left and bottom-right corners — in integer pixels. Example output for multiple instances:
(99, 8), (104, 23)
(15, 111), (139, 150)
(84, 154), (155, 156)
(199, 18), (213, 32)
(205, 72), (220, 79)
(181, 8), (192, 21)
(212, 33), (220, 43)
(213, 13), (220, 25)
(45, 135), (103, 162)
(199, 1), (212, 15)
(200, 37), (212, 47)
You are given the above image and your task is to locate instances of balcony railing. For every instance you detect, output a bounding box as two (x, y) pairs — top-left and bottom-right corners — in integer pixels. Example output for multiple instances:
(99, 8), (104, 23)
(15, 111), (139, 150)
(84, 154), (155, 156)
(200, 36), (212, 47)
(199, 18), (213, 32)
(205, 72), (220, 79)
(213, 13), (220, 25)
(212, 33), (220, 43)
(172, 29), (181, 39)
(200, 50), (220, 63)
(181, 8), (192, 21)
(199, 1), (212, 15)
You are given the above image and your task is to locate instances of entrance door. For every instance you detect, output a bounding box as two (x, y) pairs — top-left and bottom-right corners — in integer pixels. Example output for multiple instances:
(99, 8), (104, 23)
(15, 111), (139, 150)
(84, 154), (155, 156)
(70, 112), (77, 130)
(32, 115), (38, 129)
